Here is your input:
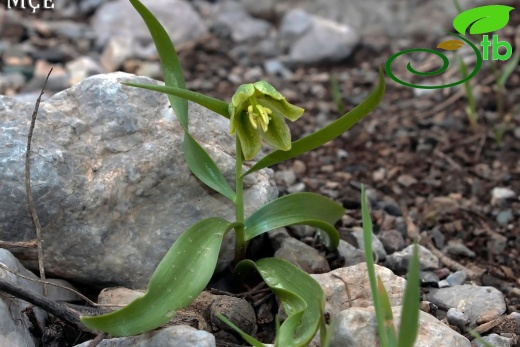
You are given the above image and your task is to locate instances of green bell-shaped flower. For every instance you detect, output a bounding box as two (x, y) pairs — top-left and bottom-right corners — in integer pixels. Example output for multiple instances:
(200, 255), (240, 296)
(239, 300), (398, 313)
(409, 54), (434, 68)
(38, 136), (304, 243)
(229, 81), (304, 160)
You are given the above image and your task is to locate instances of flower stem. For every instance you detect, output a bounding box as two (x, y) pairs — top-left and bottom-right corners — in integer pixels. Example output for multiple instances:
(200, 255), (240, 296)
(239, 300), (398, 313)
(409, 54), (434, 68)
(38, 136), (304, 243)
(234, 137), (246, 262)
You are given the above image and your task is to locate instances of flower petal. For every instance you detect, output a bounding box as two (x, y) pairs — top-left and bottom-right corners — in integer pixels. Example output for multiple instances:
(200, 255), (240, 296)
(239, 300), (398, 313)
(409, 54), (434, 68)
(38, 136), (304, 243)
(259, 107), (292, 151)
(229, 84), (256, 134)
(252, 81), (285, 101)
(235, 111), (262, 160)
(261, 97), (304, 122)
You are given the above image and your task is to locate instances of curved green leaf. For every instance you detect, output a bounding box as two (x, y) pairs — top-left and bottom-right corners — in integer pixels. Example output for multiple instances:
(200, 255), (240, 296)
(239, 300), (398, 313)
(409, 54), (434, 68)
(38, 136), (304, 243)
(232, 258), (326, 347)
(453, 5), (514, 35)
(244, 193), (343, 248)
(128, 0), (235, 201)
(397, 242), (420, 347)
(128, 0), (188, 128)
(122, 82), (229, 119)
(81, 218), (237, 336)
(243, 67), (385, 176)
(183, 134), (236, 201)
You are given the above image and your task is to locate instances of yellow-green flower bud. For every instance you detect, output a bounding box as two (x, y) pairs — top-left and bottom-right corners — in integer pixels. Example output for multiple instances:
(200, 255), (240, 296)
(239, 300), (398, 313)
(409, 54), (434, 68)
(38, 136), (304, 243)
(229, 81), (304, 160)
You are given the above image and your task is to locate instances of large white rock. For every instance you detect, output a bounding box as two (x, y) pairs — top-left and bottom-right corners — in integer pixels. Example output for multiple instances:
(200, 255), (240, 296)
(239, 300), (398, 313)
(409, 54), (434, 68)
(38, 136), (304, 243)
(0, 72), (277, 288)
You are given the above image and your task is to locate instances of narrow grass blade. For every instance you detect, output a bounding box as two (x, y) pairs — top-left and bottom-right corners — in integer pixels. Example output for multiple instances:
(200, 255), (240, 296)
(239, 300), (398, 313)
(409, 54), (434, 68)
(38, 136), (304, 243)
(330, 75), (345, 114)
(397, 242), (420, 347)
(122, 82), (229, 119)
(361, 184), (389, 347)
(378, 276), (397, 347)
(243, 192), (344, 248)
(498, 52), (520, 86)
(80, 218), (236, 336)
(243, 67), (385, 176)
(232, 258), (326, 347)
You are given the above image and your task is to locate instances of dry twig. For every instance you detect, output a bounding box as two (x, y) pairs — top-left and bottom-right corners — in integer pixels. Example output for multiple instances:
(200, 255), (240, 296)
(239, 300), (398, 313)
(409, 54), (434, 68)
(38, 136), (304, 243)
(25, 68), (53, 296)
(0, 240), (37, 249)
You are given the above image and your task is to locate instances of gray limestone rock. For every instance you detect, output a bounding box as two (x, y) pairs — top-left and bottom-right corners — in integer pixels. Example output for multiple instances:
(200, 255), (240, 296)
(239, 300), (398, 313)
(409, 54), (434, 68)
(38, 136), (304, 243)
(385, 244), (439, 274)
(286, 14), (359, 65)
(74, 325), (216, 347)
(0, 249), (48, 347)
(336, 239), (366, 267)
(311, 263), (406, 318)
(274, 237), (330, 273)
(328, 306), (471, 347)
(473, 334), (514, 347)
(426, 285), (506, 324)
(0, 72), (277, 288)
(213, 2), (272, 43)
(91, 0), (207, 47)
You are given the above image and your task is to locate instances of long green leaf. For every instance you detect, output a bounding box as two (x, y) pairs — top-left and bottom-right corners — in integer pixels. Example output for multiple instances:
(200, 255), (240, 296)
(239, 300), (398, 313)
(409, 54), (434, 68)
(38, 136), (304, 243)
(129, 0), (235, 201)
(361, 184), (389, 347)
(81, 218), (237, 336)
(232, 258), (326, 347)
(122, 82), (230, 118)
(128, 0), (187, 128)
(244, 193), (343, 248)
(243, 67), (385, 176)
(397, 242), (420, 347)
(183, 134), (236, 201)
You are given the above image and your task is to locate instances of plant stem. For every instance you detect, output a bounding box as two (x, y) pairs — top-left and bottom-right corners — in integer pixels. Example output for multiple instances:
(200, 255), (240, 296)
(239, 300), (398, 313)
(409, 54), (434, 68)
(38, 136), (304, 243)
(234, 137), (246, 262)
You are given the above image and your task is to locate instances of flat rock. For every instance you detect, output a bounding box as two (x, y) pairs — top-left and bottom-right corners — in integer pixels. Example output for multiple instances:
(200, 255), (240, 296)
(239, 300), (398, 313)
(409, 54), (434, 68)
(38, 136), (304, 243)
(328, 306), (471, 347)
(385, 244), (439, 274)
(0, 72), (277, 288)
(74, 325), (215, 347)
(425, 285), (506, 324)
(311, 263), (406, 317)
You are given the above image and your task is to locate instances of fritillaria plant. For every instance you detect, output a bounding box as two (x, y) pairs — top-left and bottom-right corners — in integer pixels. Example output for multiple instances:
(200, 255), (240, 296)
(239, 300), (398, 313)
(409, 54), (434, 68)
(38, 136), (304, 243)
(80, 1), (385, 346)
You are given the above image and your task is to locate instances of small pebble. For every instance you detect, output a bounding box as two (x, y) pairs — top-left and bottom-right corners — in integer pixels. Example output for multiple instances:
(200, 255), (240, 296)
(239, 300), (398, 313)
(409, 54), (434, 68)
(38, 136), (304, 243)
(491, 187), (515, 205)
(473, 333), (513, 347)
(287, 182), (305, 193)
(445, 271), (467, 286)
(438, 280), (450, 288)
(496, 209), (513, 226)
(397, 174), (417, 187)
(378, 229), (405, 254)
(419, 271), (440, 286)
(444, 241), (476, 258)
(447, 308), (469, 327)
(292, 160), (306, 175)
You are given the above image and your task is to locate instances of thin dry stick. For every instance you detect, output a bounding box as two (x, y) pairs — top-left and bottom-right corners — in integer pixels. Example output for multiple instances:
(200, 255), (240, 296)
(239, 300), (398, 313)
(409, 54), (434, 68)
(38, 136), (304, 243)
(87, 333), (108, 347)
(25, 68), (53, 296)
(331, 273), (352, 308)
(424, 238), (482, 281)
(0, 240), (37, 249)
(0, 264), (102, 307)
(418, 88), (466, 119)
(0, 278), (94, 333)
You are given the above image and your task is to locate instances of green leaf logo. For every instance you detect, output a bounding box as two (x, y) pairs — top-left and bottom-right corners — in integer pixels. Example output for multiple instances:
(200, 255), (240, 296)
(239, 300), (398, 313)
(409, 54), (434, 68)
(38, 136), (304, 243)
(453, 5), (514, 35)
